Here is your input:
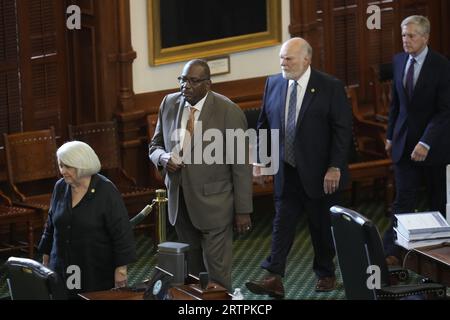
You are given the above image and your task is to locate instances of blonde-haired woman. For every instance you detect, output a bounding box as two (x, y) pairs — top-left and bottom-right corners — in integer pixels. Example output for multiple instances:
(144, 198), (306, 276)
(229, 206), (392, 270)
(38, 141), (136, 297)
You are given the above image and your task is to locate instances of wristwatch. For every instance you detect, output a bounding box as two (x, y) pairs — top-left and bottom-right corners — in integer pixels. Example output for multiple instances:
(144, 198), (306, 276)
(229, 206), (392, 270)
(329, 167), (340, 172)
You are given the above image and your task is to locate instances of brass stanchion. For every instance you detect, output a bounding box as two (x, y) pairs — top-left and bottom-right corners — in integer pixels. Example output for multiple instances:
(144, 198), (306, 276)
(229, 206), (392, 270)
(154, 189), (168, 243)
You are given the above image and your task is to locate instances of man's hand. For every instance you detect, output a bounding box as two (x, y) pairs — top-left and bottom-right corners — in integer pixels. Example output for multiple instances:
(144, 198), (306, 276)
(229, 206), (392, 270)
(385, 140), (392, 158)
(166, 158), (185, 172)
(323, 168), (341, 195)
(114, 266), (128, 288)
(252, 164), (264, 185)
(160, 152), (185, 173)
(411, 143), (429, 162)
(234, 213), (252, 235)
(42, 254), (49, 267)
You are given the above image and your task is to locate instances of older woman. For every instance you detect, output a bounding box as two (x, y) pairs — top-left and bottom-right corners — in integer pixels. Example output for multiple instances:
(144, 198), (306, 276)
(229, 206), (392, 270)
(38, 141), (136, 296)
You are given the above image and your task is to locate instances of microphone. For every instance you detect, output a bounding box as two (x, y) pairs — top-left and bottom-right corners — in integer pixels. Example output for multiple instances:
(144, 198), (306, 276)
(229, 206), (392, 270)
(130, 203), (155, 227)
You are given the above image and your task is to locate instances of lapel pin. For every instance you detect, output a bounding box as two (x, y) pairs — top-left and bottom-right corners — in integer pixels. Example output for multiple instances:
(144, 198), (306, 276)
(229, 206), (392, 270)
(91, 188), (95, 193)
(311, 88), (315, 93)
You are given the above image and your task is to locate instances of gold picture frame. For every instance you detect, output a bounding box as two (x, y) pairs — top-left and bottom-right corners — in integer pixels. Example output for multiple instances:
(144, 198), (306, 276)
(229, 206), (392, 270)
(147, 0), (281, 66)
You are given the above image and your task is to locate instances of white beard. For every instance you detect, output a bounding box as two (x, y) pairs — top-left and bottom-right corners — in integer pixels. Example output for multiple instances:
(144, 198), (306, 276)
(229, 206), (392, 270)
(281, 70), (296, 80)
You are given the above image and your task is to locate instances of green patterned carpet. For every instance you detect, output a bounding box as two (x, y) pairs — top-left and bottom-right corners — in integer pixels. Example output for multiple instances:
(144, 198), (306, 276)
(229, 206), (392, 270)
(0, 195), (396, 300)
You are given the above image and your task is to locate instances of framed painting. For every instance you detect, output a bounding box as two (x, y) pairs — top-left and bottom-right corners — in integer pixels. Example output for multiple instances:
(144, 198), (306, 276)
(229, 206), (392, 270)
(147, 0), (281, 65)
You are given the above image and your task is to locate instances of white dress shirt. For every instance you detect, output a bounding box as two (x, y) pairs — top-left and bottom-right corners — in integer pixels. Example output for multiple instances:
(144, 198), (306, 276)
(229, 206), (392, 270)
(285, 66), (311, 127)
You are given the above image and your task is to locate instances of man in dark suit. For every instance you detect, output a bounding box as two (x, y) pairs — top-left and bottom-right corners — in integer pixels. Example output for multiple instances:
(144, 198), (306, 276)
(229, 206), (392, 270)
(383, 15), (450, 265)
(245, 38), (352, 298)
(149, 59), (253, 291)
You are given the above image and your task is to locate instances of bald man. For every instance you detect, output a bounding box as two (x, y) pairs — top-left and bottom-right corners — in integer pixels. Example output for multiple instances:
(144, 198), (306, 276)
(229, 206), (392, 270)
(246, 38), (352, 297)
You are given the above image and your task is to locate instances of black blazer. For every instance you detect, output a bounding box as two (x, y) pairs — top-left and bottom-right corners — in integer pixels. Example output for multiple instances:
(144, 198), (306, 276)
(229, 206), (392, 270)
(257, 70), (352, 199)
(387, 49), (450, 164)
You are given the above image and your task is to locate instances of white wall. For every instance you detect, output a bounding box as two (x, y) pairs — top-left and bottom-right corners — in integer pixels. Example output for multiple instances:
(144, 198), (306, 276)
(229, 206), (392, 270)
(130, 0), (291, 94)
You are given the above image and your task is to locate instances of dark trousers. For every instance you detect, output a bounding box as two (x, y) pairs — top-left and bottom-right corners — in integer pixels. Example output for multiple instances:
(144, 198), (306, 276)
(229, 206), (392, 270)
(383, 159), (446, 257)
(261, 163), (337, 278)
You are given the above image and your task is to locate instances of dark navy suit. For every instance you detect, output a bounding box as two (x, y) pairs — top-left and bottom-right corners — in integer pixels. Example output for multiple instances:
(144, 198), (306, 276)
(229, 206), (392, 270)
(384, 49), (450, 256)
(256, 70), (352, 278)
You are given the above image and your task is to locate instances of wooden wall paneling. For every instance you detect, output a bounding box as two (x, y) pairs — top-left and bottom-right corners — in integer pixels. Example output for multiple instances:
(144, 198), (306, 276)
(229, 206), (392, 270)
(356, 3), (366, 99)
(67, 0), (127, 124)
(67, 4), (99, 125)
(321, 0), (334, 75)
(78, 0), (94, 15)
(441, 0), (450, 57)
(16, 0), (69, 141)
(288, 0), (324, 70)
(364, 1), (396, 103)
(331, 2), (359, 87)
(426, 0), (445, 54)
(0, 0), (22, 136)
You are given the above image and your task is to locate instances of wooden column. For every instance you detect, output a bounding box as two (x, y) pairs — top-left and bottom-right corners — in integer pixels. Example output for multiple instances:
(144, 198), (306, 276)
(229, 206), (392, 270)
(117, 0), (137, 112)
(114, 0), (149, 186)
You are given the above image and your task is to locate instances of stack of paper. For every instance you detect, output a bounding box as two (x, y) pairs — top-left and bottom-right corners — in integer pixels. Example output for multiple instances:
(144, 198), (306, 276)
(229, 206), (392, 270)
(394, 211), (450, 250)
(447, 165), (450, 223)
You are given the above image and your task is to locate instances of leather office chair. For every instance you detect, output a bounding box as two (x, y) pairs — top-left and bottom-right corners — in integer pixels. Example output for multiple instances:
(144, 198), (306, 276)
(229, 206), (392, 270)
(68, 121), (160, 246)
(330, 206), (446, 300)
(5, 256), (67, 300)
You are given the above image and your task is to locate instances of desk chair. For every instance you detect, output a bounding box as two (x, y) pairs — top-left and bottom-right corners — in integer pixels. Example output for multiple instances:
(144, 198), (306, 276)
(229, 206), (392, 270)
(330, 206), (446, 300)
(5, 256), (67, 300)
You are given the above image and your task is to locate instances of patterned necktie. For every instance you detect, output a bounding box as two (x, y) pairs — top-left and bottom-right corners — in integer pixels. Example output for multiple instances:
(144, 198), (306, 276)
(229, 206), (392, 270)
(181, 106), (197, 157)
(405, 57), (416, 100)
(285, 81), (298, 167)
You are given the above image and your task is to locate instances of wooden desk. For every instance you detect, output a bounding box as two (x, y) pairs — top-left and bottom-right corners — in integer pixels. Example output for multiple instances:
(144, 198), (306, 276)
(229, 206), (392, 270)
(404, 243), (450, 286)
(79, 283), (231, 300)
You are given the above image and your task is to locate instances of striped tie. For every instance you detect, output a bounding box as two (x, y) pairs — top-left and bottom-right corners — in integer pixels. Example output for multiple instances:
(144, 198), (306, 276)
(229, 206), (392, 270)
(285, 81), (297, 167)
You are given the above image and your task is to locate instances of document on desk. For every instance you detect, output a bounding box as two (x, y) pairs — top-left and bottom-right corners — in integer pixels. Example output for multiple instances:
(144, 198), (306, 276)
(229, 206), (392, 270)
(394, 230), (450, 250)
(447, 165), (450, 223)
(395, 211), (450, 240)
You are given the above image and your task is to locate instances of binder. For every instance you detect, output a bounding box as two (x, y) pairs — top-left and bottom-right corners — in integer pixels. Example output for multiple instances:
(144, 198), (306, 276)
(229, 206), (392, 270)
(395, 211), (450, 241)
(394, 230), (450, 250)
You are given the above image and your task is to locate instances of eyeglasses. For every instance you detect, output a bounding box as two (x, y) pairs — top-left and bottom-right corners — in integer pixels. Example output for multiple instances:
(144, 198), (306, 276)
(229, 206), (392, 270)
(177, 76), (210, 86)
